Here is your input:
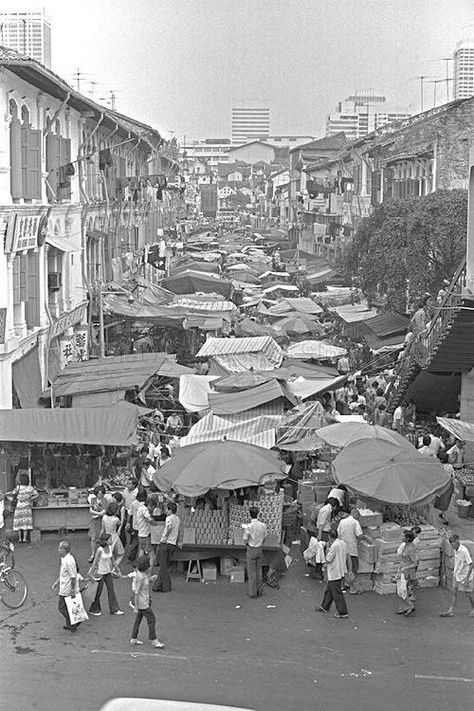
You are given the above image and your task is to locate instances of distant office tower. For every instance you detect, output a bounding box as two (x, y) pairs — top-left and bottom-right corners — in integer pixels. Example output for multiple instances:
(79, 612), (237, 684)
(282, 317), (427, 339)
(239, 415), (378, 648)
(453, 40), (474, 99)
(326, 89), (411, 140)
(0, 8), (51, 68)
(232, 106), (270, 144)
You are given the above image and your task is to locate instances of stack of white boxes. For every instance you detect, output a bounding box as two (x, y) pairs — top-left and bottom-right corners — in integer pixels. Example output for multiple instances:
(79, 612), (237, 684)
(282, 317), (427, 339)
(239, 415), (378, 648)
(178, 508), (228, 545)
(354, 539), (377, 593)
(414, 525), (441, 588)
(370, 523), (404, 595)
(228, 492), (283, 543)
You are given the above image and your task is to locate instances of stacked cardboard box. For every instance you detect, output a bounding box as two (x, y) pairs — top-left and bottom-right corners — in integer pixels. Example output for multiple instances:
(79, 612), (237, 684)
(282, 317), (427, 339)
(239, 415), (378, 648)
(229, 492), (283, 542)
(370, 523), (403, 595)
(415, 525), (441, 588)
(178, 508), (228, 545)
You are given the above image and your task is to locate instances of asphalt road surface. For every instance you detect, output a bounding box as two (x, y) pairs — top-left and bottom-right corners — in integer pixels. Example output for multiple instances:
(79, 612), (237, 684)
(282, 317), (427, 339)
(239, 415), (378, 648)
(1, 533), (473, 711)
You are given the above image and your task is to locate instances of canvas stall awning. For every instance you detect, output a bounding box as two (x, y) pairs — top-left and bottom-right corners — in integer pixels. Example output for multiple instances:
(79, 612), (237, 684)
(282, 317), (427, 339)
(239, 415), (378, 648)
(0, 402), (145, 446)
(289, 374), (348, 400)
(437, 417), (474, 443)
(286, 340), (347, 360)
(196, 336), (283, 373)
(208, 378), (291, 415)
(331, 303), (379, 324)
(161, 270), (233, 298)
(179, 374), (219, 412)
(180, 403), (283, 449)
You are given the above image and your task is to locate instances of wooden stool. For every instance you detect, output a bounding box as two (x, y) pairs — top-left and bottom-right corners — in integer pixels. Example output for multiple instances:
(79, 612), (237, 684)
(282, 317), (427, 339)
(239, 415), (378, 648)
(186, 559), (203, 582)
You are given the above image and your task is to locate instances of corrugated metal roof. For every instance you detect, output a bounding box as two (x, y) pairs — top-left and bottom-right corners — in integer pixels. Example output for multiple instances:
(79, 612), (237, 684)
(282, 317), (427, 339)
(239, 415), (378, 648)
(180, 403), (283, 449)
(332, 303), (379, 323)
(364, 312), (409, 338)
(173, 297), (236, 312)
(50, 353), (180, 397)
(212, 352), (282, 373)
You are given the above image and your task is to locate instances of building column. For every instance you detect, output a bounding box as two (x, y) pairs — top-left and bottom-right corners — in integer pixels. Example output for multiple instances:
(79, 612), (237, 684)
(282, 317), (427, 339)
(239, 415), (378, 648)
(460, 146), (474, 424)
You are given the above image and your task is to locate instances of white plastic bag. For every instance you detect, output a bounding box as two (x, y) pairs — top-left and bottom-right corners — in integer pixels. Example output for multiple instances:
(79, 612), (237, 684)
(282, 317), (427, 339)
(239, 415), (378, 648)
(396, 573), (408, 600)
(65, 592), (89, 625)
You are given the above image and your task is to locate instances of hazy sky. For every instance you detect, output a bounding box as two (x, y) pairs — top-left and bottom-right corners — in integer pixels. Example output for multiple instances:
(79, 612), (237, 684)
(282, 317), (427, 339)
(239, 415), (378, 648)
(1, 0), (473, 141)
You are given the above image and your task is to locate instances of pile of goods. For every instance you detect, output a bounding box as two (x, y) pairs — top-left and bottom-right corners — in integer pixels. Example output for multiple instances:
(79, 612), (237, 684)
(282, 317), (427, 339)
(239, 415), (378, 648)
(229, 492), (283, 543)
(382, 504), (427, 526)
(414, 525), (441, 588)
(178, 508), (228, 545)
(35, 487), (89, 508)
(370, 523), (404, 595)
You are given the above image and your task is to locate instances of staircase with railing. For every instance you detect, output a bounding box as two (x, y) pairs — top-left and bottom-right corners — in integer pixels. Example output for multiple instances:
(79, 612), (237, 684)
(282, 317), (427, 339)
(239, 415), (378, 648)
(387, 257), (470, 410)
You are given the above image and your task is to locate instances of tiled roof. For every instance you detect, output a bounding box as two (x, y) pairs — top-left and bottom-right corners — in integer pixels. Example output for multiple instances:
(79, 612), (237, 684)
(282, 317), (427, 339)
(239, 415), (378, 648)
(291, 132), (347, 153)
(364, 312), (409, 338)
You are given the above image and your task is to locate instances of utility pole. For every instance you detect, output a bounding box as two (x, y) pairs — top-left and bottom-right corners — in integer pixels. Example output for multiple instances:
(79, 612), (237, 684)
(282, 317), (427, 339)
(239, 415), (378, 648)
(417, 75), (432, 113)
(441, 57), (453, 102)
(429, 79), (445, 107)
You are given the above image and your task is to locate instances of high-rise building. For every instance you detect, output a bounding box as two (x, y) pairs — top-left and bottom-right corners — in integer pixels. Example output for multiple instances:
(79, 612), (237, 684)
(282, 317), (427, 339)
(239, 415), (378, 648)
(326, 89), (411, 140)
(453, 40), (474, 99)
(0, 8), (51, 68)
(231, 105), (270, 144)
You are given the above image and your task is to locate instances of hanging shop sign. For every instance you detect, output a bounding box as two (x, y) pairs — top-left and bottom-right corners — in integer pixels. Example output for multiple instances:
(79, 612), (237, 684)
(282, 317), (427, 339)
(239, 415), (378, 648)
(49, 302), (87, 339)
(6, 214), (44, 253)
(59, 326), (89, 370)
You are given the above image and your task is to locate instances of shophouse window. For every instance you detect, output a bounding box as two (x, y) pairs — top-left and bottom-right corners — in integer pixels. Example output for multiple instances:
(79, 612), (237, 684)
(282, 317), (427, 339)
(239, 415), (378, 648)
(46, 116), (72, 203)
(47, 245), (64, 319)
(9, 101), (42, 202)
(12, 250), (41, 330)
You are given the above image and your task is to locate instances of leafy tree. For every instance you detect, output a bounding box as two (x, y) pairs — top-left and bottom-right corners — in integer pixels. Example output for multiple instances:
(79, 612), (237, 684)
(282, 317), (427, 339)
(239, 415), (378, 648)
(341, 190), (467, 312)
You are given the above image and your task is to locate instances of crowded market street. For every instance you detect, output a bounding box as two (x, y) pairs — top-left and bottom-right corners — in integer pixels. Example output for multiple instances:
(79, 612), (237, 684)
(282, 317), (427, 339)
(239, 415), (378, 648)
(1, 520), (473, 711)
(1, 3), (474, 711)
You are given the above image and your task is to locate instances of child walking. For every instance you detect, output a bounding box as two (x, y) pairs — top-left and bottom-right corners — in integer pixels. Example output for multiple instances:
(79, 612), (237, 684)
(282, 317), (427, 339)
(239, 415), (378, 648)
(130, 555), (165, 649)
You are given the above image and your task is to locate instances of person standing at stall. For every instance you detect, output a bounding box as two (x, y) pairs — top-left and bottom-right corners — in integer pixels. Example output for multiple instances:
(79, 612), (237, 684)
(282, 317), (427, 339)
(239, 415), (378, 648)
(243, 507), (267, 599)
(440, 534), (474, 618)
(88, 485), (106, 563)
(153, 502), (180, 593)
(9, 473), (38, 544)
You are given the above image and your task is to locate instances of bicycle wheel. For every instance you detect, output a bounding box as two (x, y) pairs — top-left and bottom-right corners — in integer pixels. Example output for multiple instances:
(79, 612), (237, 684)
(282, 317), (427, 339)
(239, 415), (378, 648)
(0, 570), (28, 609)
(0, 547), (14, 570)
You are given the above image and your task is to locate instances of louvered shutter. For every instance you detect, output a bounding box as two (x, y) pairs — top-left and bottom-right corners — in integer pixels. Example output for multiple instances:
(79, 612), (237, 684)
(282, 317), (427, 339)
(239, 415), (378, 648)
(25, 251), (40, 328)
(10, 118), (23, 199)
(46, 134), (61, 202)
(59, 137), (72, 200)
(19, 254), (28, 302)
(13, 255), (21, 304)
(22, 127), (42, 199)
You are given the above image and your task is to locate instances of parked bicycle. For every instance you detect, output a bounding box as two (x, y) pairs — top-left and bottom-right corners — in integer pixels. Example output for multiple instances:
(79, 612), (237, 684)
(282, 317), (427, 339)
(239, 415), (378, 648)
(0, 537), (15, 570)
(0, 562), (27, 609)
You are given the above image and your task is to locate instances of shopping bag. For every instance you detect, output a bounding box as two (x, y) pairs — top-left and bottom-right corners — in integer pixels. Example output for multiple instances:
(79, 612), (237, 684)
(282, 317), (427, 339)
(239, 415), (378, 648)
(65, 592), (89, 624)
(396, 573), (408, 600)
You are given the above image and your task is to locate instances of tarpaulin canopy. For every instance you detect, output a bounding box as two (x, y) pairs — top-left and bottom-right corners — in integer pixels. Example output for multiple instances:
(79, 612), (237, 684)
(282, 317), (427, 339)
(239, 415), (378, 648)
(183, 314), (227, 331)
(285, 340), (347, 360)
(274, 314), (323, 336)
(437, 417), (474, 443)
(0, 402), (146, 446)
(178, 374), (218, 412)
(233, 318), (280, 339)
(197, 336), (283, 373)
(208, 379), (290, 415)
(161, 270), (233, 298)
(288, 375), (347, 400)
(180, 404), (283, 449)
(333, 439), (450, 505)
(276, 401), (332, 451)
(154, 440), (289, 496)
(49, 353), (188, 398)
(212, 371), (275, 392)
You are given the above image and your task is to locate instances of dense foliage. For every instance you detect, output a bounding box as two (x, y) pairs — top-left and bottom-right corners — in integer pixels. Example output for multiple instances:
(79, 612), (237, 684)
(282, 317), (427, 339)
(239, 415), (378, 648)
(340, 190), (468, 313)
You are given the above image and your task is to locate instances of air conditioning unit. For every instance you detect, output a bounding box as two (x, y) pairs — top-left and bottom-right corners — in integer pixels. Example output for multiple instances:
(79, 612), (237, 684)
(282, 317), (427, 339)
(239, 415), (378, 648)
(48, 272), (62, 292)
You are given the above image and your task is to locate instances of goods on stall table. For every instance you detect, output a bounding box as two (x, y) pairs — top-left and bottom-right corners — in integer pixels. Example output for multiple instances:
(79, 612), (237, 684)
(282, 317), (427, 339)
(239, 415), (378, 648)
(357, 509), (383, 528)
(228, 492), (284, 543)
(382, 504), (427, 526)
(178, 508), (228, 545)
(369, 522), (404, 596)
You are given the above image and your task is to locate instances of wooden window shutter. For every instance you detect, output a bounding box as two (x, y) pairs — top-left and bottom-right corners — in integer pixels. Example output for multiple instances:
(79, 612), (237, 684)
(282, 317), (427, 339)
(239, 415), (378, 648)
(10, 118), (23, 199)
(59, 137), (72, 200)
(13, 255), (21, 304)
(25, 251), (40, 328)
(22, 127), (42, 199)
(46, 134), (61, 202)
(19, 254), (28, 302)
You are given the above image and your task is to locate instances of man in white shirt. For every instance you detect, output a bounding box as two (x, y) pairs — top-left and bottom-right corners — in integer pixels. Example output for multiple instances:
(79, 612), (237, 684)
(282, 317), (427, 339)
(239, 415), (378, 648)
(153, 502), (180, 593)
(337, 509), (364, 593)
(318, 528), (350, 618)
(440, 534), (474, 617)
(243, 507), (267, 598)
(52, 540), (78, 633)
(392, 404), (405, 434)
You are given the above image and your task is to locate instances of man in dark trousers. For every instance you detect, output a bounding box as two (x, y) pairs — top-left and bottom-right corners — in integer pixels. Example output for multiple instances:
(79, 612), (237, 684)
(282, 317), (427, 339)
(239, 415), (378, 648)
(153, 502), (180, 593)
(243, 507), (267, 598)
(318, 527), (351, 619)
